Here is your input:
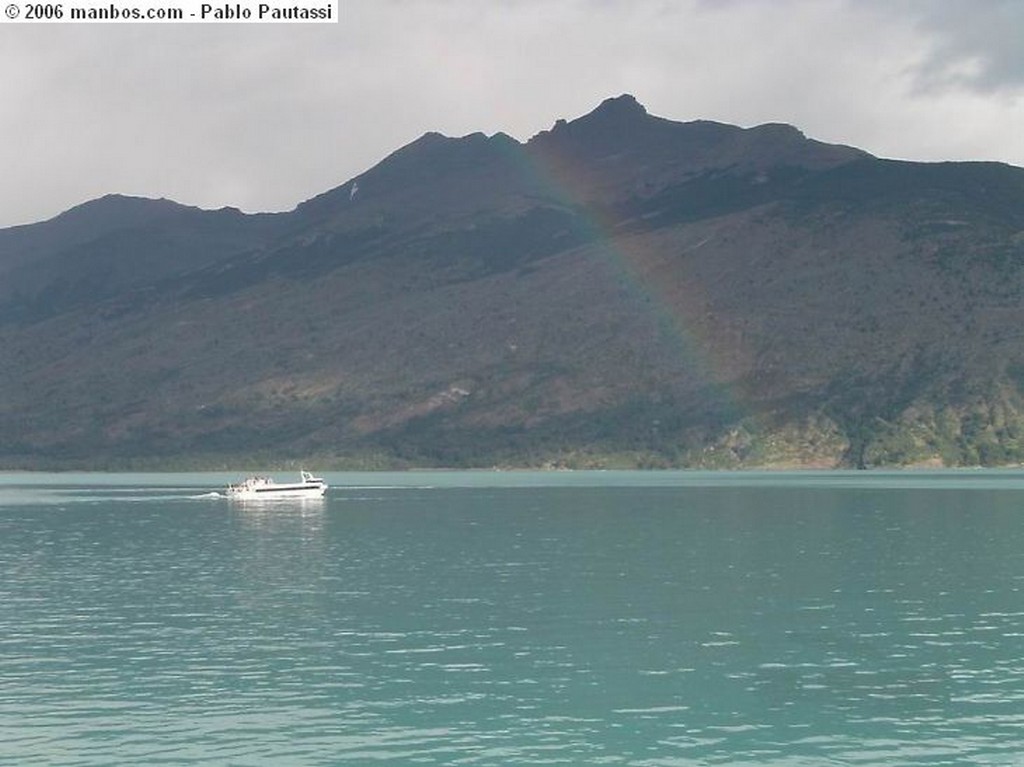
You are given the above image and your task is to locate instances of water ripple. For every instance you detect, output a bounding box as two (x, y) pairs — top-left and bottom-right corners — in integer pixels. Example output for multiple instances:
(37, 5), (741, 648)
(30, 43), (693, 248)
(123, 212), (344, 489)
(2, 475), (1024, 764)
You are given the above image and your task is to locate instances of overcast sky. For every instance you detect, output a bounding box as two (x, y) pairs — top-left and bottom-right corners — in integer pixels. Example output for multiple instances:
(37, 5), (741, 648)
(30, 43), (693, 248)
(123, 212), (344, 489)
(1, 0), (1022, 228)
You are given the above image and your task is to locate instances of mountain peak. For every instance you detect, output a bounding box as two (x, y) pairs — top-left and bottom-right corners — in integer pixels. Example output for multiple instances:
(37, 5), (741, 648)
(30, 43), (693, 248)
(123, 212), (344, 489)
(529, 94), (658, 157)
(592, 93), (648, 118)
(545, 93), (651, 136)
(526, 95), (868, 180)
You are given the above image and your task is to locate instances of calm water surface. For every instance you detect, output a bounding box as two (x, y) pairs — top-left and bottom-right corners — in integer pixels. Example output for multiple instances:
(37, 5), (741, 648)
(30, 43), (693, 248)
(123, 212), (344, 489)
(1, 470), (1023, 765)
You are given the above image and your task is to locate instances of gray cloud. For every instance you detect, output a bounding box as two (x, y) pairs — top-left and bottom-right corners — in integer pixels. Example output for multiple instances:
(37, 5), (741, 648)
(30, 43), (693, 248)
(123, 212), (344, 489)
(880, 0), (1024, 91)
(1, 0), (1022, 229)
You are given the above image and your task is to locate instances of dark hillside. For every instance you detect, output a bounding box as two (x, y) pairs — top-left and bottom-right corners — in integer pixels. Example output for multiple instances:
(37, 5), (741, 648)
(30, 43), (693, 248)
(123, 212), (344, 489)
(0, 195), (284, 323)
(2, 97), (1024, 469)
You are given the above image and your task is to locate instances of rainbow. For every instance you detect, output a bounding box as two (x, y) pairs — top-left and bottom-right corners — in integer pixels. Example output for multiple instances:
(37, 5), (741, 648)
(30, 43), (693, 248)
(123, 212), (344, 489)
(499, 133), (751, 429)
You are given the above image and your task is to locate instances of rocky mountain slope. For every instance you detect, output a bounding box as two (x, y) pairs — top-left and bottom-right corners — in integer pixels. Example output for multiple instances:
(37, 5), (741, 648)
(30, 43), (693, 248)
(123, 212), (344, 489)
(3, 95), (1024, 469)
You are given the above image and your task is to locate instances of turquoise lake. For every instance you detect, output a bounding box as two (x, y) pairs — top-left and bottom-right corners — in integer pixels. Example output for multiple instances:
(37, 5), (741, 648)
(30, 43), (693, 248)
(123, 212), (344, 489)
(1, 470), (1022, 765)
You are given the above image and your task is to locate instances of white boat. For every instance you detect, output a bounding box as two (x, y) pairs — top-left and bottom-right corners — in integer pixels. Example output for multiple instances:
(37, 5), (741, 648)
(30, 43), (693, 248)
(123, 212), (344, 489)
(226, 470), (327, 499)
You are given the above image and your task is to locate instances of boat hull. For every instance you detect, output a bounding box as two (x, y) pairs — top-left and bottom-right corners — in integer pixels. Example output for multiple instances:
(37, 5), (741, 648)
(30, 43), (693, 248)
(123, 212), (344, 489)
(226, 471), (328, 500)
(226, 484), (327, 500)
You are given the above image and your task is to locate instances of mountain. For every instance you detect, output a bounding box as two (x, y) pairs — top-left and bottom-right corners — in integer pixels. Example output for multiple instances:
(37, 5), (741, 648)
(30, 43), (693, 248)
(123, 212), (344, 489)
(3, 95), (1024, 469)
(0, 195), (283, 322)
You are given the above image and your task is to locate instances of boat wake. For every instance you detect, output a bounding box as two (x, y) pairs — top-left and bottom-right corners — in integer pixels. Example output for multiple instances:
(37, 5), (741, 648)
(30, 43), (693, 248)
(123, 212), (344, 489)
(190, 491), (226, 500)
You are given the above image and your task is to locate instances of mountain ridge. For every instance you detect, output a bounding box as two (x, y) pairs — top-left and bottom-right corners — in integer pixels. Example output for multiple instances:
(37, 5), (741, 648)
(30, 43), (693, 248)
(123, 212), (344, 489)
(3, 96), (1024, 469)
